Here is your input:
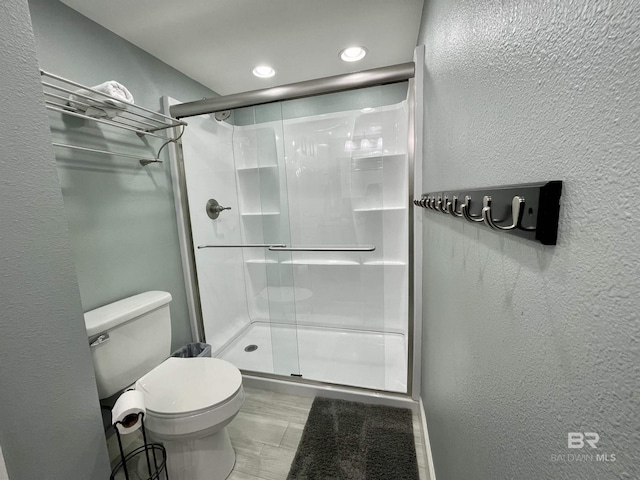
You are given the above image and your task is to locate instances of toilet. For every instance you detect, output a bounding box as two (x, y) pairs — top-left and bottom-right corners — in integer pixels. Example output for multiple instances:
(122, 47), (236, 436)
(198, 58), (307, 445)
(83, 291), (244, 480)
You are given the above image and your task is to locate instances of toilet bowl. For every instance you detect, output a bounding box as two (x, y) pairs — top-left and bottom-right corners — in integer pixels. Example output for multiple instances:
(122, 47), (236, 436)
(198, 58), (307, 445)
(83, 291), (244, 480)
(136, 357), (245, 480)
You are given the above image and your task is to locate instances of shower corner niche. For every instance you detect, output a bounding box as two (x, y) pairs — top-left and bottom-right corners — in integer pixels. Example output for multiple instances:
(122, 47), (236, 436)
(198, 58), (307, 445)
(350, 154), (408, 210)
(234, 124), (282, 220)
(350, 150), (409, 266)
(234, 123), (286, 267)
(236, 166), (281, 216)
(347, 103), (410, 269)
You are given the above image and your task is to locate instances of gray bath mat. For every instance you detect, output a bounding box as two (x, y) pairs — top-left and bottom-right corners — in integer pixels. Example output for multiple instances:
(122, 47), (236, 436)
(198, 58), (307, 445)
(287, 397), (419, 480)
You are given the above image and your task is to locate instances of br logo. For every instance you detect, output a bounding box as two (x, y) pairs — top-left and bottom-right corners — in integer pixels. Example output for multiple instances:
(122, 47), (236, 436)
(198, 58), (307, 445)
(568, 432), (600, 449)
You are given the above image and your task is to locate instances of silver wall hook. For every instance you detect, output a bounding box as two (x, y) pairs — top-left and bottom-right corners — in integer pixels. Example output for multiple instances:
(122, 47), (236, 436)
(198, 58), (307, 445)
(440, 196), (449, 213)
(461, 196), (485, 223)
(482, 196), (525, 230)
(447, 195), (463, 217)
(443, 196), (451, 214)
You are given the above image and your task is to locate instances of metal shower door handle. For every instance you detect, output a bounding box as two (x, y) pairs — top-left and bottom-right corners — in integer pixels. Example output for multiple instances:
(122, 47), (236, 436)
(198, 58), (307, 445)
(268, 245), (376, 252)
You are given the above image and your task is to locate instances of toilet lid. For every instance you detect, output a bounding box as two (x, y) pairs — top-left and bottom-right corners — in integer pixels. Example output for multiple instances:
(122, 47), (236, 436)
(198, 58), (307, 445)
(136, 357), (242, 415)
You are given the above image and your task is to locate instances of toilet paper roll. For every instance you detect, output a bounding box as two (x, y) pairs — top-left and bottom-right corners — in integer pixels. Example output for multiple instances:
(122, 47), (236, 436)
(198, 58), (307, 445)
(112, 390), (146, 434)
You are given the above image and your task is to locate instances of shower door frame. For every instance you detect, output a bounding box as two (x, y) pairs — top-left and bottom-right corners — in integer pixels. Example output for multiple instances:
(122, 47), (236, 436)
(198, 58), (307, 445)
(164, 57), (424, 402)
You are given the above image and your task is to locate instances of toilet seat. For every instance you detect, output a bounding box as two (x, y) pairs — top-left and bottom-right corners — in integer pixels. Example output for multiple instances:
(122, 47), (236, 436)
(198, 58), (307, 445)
(135, 357), (245, 439)
(137, 357), (242, 415)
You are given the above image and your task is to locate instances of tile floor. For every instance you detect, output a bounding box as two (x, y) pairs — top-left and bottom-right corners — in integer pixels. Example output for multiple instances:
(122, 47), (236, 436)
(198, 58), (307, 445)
(108, 387), (429, 480)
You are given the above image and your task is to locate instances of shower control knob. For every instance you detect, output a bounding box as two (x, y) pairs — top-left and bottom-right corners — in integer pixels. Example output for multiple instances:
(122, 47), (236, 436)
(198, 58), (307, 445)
(206, 198), (232, 219)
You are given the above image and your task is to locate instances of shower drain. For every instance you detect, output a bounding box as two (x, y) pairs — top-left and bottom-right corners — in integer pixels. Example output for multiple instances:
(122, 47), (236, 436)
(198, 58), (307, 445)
(244, 344), (258, 352)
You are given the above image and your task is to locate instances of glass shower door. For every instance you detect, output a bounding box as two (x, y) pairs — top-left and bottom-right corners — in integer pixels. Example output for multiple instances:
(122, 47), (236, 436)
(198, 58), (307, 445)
(278, 92), (393, 391)
(232, 103), (301, 377)
(185, 82), (409, 392)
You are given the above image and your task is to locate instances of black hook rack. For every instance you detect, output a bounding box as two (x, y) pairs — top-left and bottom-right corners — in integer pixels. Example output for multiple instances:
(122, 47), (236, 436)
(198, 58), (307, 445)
(414, 181), (562, 245)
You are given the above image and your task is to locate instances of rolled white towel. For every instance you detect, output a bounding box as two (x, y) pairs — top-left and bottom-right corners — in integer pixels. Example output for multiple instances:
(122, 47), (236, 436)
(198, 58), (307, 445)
(68, 81), (134, 119)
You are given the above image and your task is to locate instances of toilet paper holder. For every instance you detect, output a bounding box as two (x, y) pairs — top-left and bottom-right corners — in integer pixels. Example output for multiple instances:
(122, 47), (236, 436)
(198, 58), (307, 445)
(111, 412), (169, 480)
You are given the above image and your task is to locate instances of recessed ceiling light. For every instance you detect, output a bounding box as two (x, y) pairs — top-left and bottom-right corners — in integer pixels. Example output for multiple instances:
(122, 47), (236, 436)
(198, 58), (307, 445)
(340, 46), (367, 62)
(252, 65), (275, 78)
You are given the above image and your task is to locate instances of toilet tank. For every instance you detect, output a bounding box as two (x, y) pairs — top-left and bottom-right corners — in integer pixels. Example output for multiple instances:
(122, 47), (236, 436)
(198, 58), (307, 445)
(84, 291), (172, 399)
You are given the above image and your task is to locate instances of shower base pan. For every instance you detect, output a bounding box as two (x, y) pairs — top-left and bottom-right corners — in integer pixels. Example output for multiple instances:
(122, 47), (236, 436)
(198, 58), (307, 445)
(217, 322), (407, 393)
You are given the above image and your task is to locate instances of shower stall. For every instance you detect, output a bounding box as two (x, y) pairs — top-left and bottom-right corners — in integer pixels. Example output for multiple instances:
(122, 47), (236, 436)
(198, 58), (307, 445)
(168, 64), (418, 396)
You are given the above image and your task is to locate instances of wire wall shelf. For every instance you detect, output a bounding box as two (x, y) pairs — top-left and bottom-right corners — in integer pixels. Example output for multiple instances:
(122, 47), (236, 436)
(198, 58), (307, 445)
(40, 69), (187, 166)
(414, 181), (563, 245)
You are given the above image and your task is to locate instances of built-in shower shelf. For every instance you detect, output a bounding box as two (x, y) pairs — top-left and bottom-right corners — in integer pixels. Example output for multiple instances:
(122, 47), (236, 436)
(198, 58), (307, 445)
(280, 259), (360, 266)
(240, 211), (280, 216)
(244, 259), (405, 266)
(236, 165), (279, 172)
(353, 206), (406, 212)
(346, 154), (408, 172)
(350, 152), (407, 161)
(245, 259), (279, 264)
(236, 164), (280, 215)
(363, 261), (407, 266)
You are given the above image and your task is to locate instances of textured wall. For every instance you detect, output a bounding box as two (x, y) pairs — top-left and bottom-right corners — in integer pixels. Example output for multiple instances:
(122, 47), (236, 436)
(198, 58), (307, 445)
(0, 0), (110, 477)
(28, 0), (218, 350)
(418, 0), (640, 479)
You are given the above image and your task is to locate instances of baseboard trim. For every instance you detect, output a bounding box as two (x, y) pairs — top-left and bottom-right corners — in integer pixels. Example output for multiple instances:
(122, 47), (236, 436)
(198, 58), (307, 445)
(419, 398), (437, 480)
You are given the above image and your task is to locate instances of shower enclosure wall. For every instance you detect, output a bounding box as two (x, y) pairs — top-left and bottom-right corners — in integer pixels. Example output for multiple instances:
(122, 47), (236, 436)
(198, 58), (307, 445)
(178, 83), (410, 393)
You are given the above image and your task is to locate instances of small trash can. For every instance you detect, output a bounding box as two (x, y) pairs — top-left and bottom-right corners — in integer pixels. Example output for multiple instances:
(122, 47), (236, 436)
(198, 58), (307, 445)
(171, 342), (212, 358)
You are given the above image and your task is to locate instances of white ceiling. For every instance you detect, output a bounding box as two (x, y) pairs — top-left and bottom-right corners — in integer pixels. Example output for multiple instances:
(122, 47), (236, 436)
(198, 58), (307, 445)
(59, 0), (424, 95)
